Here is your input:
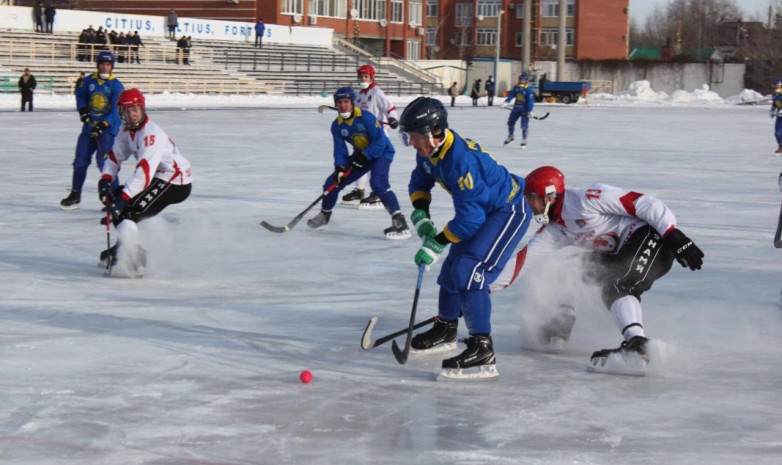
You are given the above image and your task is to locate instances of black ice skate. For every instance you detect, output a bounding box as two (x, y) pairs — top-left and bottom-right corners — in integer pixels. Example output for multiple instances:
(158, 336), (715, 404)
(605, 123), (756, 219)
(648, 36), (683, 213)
(521, 139), (527, 149)
(306, 210), (332, 230)
(439, 335), (499, 380)
(98, 244), (118, 267)
(503, 134), (514, 145)
(105, 244), (147, 278)
(410, 318), (457, 354)
(588, 335), (649, 376)
(776, 146), (782, 156)
(341, 187), (365, 205)
(60, 190), (81, 210)
(358, 193), (383, 210)
(384, 213), (411, 240)
(537, 304), (576, 352)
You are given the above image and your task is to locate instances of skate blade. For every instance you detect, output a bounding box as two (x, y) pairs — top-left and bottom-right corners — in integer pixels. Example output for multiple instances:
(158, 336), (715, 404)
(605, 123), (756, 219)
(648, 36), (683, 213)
(104, 260), (144, 278)
(340, 199), (362, 206)
(538, 336), (567, 353)
(357, 203), (385, 211)
(60, 204), (79, 211)
(437, 364), (499, 381)
(409, 342), (457, 355)
(587, 353), (647, 376)
(385, 230), (411, 240)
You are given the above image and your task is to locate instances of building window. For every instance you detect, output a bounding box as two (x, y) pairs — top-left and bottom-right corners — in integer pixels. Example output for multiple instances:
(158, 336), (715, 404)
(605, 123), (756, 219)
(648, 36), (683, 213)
(454, 29), (472, 46)
(427, 1), (438, 17)
(515, 2), (524, 19)
(476, 27), (497, 45)
(309, 0), (347, 17)
(409, 1), (422, 26)
(283, 0), (303, 14)
(540, 27), (574, 46)
(407, 39), (421, 59)
(455, 3), (474, 27)
(355, 0), (389, 20)
(515, 32), (523, 47)
(477, 1), (500, 18)
(391, 0), (403, 22)
(542, 0), (575, 18)
(425, 27), (437, 46)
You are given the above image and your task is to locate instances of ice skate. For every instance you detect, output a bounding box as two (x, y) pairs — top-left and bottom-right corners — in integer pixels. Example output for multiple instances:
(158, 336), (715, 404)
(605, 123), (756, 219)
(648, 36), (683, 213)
(438, 335), (499, 381)
(358, 193), (384, 210)
(340, 187), (365, 206)
(521, 139), (527, 149)
(776, 146), (782, 156)
(60, 190), (81, 210)
(105, 245), (146, 278)
(410, 318), (457, 354)
(537, 304), (576, 353)
(384, 213), (411, 240)
(97, 244), (118, 268)
(306, 210), (331, 231)
(503, 134), (514, 145)
(587, 335), (648, 376)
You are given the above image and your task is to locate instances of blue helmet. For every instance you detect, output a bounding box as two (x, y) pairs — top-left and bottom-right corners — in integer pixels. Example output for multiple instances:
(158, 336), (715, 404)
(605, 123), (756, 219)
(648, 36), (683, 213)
(774, 78), (782, 86)
(519, 73), (529, 81)
(400, 96), (448, 137)
(333, 86), (356, 104)
(96, 51), (116, 67)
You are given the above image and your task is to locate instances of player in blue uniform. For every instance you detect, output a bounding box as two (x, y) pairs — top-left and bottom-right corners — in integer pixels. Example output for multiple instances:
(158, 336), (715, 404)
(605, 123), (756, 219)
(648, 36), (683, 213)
(771, 78), (782, 155)
(60, 51), (124, 210)
(502, 73), (536, 148)
(307, 87), (410, 239)
(400, 97), (533, 379)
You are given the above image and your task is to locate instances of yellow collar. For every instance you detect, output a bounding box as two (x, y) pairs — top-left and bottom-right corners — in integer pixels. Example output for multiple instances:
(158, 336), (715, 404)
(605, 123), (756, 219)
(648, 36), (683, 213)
(337, 106), (363, 125)
(429, 129), (454, 166)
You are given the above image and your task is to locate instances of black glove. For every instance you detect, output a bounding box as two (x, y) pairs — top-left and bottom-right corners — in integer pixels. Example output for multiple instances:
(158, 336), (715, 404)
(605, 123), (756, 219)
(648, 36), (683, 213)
(664, 228), (704, 271)
(102, 196), (128, 221)
(98, 178), (114, 204)
(79, 107), (90, 124)
(89, 121), (109, 139)
(350, 150), (368, 170)
(333, 166), (347, 186)
(387, 117), (399, 130)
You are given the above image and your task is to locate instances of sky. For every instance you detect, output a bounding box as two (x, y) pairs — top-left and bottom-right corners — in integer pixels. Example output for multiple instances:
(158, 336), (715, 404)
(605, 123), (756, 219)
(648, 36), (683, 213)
(630, 0), (771, 24)
(0, 85), (781, 464)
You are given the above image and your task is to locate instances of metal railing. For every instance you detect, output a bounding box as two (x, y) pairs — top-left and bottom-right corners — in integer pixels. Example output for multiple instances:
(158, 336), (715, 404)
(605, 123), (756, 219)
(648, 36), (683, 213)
(0, 74), (54, 93)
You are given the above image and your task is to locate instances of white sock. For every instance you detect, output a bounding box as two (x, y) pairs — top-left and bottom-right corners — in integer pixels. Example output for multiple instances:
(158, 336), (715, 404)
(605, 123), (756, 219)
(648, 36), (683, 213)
(610, 296), (645, 340)
(116, 219), (139, 249)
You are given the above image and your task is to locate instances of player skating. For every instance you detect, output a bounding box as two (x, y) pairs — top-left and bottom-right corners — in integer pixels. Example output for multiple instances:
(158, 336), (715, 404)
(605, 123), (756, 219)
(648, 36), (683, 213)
(61, 51), (124, 210)
(400, 97), (533, 380)
(502, 73), (535, 148)
(771, 78), (782, 155)
(494, 166), (704, 375)
(341, 65), (400, 209)
(307, 87), (410, 240)
(98, 88), (192, 277)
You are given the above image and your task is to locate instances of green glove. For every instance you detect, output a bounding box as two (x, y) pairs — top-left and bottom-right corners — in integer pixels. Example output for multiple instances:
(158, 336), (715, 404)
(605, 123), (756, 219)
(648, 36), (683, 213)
(414, 236), (446, 269)
(410, 208), (437, 238)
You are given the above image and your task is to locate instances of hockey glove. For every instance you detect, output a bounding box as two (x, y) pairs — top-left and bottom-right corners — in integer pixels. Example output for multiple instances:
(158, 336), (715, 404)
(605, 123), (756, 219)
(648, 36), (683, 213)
(97, 177), (114, 204)
(332, 166), (347, 186)
(102, 196), (128, 221)
(78, 107), (90, 124)
(89, 121), (109, 139)
(414, 236), (446, 270)
(664, 228), (704, 271)
(350, 150), (368, 171)
(410, 208), (436, 238)
(528, 111), (534, 118)
(387, 117), (399, 130)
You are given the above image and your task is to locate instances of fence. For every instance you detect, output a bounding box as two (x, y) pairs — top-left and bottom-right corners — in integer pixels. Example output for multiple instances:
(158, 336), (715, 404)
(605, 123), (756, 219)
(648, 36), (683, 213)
(0, 75), (54, 93)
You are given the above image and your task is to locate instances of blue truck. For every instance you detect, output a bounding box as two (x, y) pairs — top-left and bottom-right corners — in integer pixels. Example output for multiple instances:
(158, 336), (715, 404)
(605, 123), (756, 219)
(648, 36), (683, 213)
(529, 73), (590, 104)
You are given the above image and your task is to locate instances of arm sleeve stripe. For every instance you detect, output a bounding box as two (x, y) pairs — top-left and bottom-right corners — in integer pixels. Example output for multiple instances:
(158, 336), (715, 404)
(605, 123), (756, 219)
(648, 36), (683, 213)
(619, 191), (643, 216)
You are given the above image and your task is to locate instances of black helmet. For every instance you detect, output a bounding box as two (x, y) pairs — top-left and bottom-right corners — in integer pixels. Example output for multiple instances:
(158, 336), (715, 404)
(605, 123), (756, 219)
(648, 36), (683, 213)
(400, 97), (448, 137)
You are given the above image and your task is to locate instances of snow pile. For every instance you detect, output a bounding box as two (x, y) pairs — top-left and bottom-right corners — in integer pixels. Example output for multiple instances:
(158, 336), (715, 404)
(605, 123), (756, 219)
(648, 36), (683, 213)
(724, 88), (768, 105)
(671, 84), (724, 104)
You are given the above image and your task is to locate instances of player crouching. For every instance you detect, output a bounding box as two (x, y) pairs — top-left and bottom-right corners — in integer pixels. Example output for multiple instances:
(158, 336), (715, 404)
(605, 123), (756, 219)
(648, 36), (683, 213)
(98, 88), (192, 277)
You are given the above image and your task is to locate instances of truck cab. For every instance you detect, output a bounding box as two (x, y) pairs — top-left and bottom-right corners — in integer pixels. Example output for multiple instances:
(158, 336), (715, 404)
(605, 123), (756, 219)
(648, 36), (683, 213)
(527, 72), (590, 104)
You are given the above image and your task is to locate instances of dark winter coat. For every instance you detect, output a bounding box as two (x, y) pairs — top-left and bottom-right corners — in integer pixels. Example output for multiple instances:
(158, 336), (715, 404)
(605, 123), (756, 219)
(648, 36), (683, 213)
(18, 74), (37, 96)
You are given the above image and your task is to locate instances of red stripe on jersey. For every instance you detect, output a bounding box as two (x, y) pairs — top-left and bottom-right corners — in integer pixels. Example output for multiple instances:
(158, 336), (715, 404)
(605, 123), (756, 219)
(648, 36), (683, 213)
(507, 246), (528, 287)
(107, 150), (118, 164)
(388, 106), (397, 113)
(137, 159), (150, 188)
(619, 191), (643, 216)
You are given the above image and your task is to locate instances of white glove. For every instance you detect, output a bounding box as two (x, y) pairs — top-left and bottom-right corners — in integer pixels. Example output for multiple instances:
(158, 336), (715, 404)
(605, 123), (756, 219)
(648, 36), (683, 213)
(528, 111), (534, 118)
(500, 102), (508, 109)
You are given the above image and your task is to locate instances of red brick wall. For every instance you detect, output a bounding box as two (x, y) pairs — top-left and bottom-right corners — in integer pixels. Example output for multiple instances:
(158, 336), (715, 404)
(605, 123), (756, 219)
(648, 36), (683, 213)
(575, 0), (629, 60)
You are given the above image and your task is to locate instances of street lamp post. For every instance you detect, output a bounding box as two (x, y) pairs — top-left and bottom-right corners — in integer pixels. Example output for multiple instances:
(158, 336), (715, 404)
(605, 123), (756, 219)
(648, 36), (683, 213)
(494, 9), (504, 88)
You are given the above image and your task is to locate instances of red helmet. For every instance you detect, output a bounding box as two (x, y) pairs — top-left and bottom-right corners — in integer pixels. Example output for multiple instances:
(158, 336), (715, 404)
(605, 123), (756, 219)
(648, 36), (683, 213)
(118, 88), (146, 111)
(524, 166), (565, 224)
(357, 64), (376, 79)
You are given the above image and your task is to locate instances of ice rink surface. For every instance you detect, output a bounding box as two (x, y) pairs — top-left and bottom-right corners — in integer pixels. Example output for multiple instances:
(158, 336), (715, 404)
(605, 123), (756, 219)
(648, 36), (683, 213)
(1, 100), (781, 465)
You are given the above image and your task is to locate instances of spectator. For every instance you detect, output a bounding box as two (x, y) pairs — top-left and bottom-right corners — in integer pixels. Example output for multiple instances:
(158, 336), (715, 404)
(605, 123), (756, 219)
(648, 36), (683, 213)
(33, 1), (44, 33)
(167, 9), (178, 40)
(470, 79), (481, 106)
(44, 3), (55, 33)
(95, 27), (107, 50)
(185, 36), (192, 65)
(74, 71), (84, 95)
(18, 68), (37, 112)
(255, 19), (265, 48)
(449, 82), (459, 107)
(176, 36), (187, 65)
(117, 32), (129, 64)
(129, 32), (144, 64)
(485, 75), (496, 106)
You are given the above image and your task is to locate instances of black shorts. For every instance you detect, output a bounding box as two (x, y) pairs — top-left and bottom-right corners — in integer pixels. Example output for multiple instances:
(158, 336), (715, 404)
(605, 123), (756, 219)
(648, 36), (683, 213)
(114, 178), (191, 224)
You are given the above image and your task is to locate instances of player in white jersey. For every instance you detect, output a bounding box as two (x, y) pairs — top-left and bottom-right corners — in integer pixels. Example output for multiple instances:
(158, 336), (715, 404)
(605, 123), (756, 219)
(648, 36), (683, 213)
(98, 88), (192, 276)
(341, 64), (400, 209)
(494, 166), (704, 374)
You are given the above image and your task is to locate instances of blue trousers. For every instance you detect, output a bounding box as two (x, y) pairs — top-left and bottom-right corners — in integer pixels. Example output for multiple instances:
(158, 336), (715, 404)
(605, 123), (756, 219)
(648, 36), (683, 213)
(507, 110), (530, 140)
(321, 157), (401, 213)
(775, 116), (782, 145)
(437, 200), (531, 335)
(71, 132), (117, 192)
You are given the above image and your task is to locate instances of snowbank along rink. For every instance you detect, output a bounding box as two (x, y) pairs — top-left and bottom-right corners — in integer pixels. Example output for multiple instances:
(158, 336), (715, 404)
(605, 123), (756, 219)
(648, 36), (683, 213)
(0, 89), (781, 464)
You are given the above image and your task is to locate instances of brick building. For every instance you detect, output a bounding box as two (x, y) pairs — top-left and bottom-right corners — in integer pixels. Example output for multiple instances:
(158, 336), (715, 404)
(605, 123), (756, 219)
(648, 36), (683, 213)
(38, 0), (629, 61)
